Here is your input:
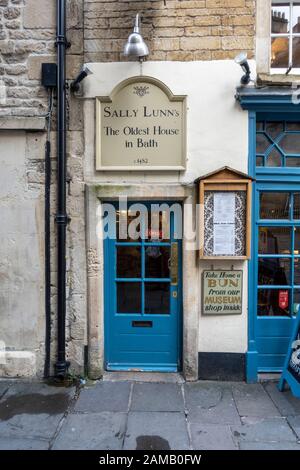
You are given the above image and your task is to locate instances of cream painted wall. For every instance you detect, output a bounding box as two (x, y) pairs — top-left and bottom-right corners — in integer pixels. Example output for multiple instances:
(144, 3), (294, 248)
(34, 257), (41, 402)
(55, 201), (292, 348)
(83, 60), (254, 355)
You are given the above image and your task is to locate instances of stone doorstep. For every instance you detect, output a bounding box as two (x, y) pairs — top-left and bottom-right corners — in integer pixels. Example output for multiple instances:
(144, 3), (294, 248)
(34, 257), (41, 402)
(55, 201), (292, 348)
(102, 371), (185, 383)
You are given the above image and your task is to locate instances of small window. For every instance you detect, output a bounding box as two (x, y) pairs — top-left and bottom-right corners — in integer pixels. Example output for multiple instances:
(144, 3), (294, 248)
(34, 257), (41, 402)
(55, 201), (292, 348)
(271, 1), (300, 72)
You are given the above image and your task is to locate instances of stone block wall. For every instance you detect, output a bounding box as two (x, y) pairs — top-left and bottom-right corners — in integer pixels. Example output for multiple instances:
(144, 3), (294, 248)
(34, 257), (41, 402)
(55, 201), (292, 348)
(84, 0), (255, 62)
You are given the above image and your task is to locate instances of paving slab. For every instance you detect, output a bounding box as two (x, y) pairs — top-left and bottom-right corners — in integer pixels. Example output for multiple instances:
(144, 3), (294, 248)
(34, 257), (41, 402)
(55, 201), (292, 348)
(184, 382), (240, 425)
(0, 383), (11, 400)
(124, 412), (190, 450)
(0, 437), (49, 450)
(232, 383), (280, 418)
(287, 415), (300, 440)
(131, 383), (183, 412)
(0, 383), (75, 440)
(189, 423), (237, 450)
(74, 381), (131, 413)
(231, 417), (297, 445)
(240, 441), (300, 450)
(264, 382), (300, 417)
(53, 412), (127, 450)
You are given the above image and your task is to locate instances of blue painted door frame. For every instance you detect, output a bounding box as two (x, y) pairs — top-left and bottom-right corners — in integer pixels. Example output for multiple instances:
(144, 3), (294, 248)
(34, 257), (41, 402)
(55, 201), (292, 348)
(246, 108), (300, 382)
(104, 201), (183, 372)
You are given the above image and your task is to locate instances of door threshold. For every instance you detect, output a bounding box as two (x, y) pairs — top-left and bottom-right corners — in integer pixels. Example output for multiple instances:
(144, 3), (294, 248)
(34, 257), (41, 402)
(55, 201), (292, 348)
(102, 371), (185, 384)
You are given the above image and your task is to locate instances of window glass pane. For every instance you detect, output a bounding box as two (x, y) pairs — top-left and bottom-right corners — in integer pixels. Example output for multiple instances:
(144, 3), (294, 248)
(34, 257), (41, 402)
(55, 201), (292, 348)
(258, 258), (290, 285)
(294, 193), (300, 219)
(256, 122), (264, 131)
(294, 259), (300, 285)
(292, 37), (300, 68)
(117, 282), (141, 313)
(259, 227), (291, 254)
(295, 227), (300, 251)
(145, 246), (170, 278)
(256, 134), (271, 153)
(272, 3), (290, 33)
(117, 246), (141, 278)
(271, 37), (289, 68)
(266, 147), (282, 166)
(257, 288), (291, 317)
(292, 4), (300, 33)
(279, 134), (300, 154)
(286, 157), (300, 167)
(145, 282), (170, 314)
(260, 192), (290, 219)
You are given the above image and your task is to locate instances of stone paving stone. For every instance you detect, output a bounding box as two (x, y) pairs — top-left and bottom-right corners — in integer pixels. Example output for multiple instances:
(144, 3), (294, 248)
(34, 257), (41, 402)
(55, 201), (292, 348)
(287, 415), (300, 439)
(0, 383), (11, 400)
(131, 383), (183, 412)
(53, 412), (127, 450)
(264, 382), (300, 417)
(231, 417), (297, 445)
(240, 441), (300, 450)
(232, 383), (280, 418)
(124, 412), (190, 450)
(184, 382), (240, 425)
(74, 381), (131, 413)
(189, 423), (238, 450)
(0, 383), (75, 440)
(0, 437), (49, 450)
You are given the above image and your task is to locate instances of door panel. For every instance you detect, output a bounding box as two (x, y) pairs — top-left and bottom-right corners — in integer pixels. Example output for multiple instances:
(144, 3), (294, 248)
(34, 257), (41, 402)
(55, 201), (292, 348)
(104, 202), (182, 372)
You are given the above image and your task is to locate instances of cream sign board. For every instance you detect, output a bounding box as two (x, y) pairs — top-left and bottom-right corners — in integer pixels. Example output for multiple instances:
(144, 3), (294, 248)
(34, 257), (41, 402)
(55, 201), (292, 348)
(96, 77), (186, 170)
(202, 270), (243, 315)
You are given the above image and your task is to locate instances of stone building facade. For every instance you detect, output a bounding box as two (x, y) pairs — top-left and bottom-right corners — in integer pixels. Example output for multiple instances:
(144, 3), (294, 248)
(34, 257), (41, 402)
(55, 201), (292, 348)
(2, 1), (298, 381)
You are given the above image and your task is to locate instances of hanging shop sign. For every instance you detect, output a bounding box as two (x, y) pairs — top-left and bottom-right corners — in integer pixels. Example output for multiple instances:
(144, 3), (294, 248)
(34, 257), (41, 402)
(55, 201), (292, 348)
(197, 167), (253, 260)
(96, 76), (186, 171)
(202, 270), (243, 315)
(279, 307), (300, 398)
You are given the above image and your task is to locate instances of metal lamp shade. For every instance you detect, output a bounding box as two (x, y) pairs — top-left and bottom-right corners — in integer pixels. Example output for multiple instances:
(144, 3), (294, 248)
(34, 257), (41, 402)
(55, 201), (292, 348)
(124, 14), (149, 59)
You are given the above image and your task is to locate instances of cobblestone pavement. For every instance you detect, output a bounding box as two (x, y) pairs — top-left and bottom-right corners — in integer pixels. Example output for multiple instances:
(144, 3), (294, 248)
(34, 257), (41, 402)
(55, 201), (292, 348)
(0, 379), (299, 450)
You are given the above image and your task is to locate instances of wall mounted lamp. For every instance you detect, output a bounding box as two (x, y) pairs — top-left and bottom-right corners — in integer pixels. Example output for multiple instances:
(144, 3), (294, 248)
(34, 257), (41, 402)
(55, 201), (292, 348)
(234, 52), (251, 85)
(124, 13), (149, 61)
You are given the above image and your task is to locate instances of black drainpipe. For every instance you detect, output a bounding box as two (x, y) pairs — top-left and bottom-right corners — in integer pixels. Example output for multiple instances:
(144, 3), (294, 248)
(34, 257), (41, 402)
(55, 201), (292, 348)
(55, 0), (70, 378)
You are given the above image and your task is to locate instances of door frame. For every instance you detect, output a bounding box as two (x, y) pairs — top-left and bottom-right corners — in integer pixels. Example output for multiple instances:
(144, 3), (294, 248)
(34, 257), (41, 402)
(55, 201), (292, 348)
(85, 184), (199, 381)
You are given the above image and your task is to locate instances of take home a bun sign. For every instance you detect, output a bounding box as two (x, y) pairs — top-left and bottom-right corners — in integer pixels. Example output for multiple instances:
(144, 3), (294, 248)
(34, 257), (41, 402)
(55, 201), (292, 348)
(96, 77), (186, 170)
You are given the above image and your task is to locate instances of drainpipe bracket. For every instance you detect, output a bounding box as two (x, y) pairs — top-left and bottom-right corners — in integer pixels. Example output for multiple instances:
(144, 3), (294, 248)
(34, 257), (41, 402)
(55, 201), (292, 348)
(55, 213), (71, 225)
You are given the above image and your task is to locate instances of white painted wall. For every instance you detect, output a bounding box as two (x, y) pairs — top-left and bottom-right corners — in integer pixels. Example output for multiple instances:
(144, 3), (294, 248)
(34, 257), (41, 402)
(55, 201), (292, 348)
(0, 131), (44, 376)
(84, 60), (253, 355)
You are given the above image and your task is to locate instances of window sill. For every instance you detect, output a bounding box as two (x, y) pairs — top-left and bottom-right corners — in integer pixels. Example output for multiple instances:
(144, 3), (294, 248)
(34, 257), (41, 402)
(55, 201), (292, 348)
(257, 73), (300, 86)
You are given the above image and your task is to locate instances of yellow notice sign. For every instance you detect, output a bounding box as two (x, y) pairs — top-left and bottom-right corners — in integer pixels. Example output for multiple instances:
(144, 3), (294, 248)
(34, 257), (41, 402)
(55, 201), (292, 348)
(202, 270), (243, 315)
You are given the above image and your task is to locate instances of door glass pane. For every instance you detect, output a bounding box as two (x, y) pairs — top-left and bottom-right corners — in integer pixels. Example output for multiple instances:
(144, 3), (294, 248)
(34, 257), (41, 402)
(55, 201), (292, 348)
(258, 258), (290, 285)
(117, 246), (141, 278)
(260, 192), (290, 219)
(117, 282), (141, 313)
(294, 193), (300, 219)
(256, 134), (271, 153)
(259, 227), (291, 254)
(145, 246), (170, 278)
(286, 122), (300, 131)
(145, 282), (170, 314)
(271, 37), (289, 68)
(256, 156), (264, 166)
(294, 259), (300, 285)
(147, 209), (170, 242)
(257, 288), (291, 317)
(117, 209), (146, 242)
(272, 3), (290, 34)
(266, 122), (284, 139)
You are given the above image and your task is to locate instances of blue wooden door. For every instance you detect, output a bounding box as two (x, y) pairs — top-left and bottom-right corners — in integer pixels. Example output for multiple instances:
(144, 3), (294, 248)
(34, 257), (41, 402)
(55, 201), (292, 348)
(254, 185), (299, 371)
(104, 202), (182, 372)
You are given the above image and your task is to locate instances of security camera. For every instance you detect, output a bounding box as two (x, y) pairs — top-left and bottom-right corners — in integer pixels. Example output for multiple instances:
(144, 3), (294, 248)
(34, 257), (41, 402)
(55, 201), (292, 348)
(70, 65), (93, 92)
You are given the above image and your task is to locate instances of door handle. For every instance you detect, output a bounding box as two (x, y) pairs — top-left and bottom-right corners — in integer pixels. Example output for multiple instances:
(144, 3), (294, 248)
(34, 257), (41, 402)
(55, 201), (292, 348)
(170, 242), (178, 286)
